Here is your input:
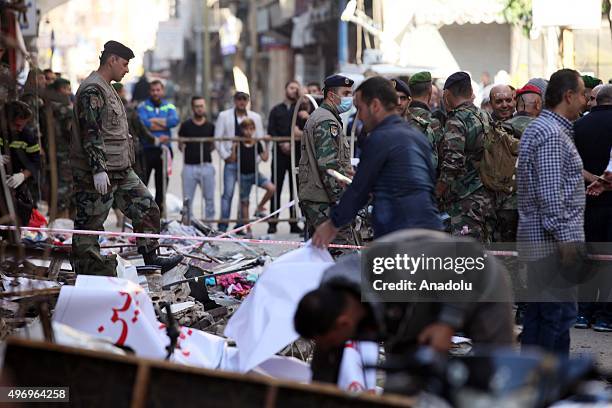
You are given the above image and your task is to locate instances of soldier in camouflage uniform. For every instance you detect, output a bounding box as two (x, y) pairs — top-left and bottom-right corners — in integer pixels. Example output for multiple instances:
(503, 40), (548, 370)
(71, 41), (182, 276)
(112, 82), (155, 181)
(404, 72), (444, 172)
(47, 78), (75, 217)
(493, 84), (541, 243)
(488, 84), (518, 243)
(436, 72), (496, 243)
(298, 74), (360, 255)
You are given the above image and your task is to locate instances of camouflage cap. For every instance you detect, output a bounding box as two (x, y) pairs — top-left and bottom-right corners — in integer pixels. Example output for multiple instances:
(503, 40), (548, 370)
(409, 71), (432, 85)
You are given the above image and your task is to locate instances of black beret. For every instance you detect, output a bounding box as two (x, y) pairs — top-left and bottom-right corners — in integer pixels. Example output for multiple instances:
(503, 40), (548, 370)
(443, 71), (471, 90)
(323, 74), (354, 89)
(102, 40), (135, 61)
(390, 78), (410, 96)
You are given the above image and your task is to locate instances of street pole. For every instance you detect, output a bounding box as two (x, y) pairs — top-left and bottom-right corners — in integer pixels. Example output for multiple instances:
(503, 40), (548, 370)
(195, 0), (203, 95)
(248, 0), (259, 112)
(203, 0), (211, 108)
(338, 0), (348, 67)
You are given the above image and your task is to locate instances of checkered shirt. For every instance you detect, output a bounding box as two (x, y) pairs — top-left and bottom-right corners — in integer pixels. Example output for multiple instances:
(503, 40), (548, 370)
(517, 109), (585, 260)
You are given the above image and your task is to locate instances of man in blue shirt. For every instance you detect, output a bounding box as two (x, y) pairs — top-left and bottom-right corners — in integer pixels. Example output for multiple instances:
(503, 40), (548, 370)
(312, 76), (442, 247)
(138, 79), (179, 213)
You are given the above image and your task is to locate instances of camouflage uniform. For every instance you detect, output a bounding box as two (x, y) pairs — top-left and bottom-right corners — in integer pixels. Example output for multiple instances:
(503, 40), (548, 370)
(71, 71), (161, 276)
(298, 102), (360, 253)
(47, 91), (75, 213)
(492, 114), (534, 243)
(503, 114), (534, 140)
(405, 101), (444, 171)
(438, 102), (496, 243)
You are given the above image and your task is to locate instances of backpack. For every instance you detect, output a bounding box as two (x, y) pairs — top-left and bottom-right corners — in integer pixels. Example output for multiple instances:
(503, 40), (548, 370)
(475, 112), (520, 194)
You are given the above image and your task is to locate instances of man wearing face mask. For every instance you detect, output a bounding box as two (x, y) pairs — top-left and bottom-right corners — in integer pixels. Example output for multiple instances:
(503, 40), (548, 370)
(312, 76), (442, 248)
(298, 74), (360, 255)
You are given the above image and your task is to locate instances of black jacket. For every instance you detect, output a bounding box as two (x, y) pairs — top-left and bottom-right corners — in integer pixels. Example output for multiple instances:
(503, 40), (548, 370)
(575, 105), (612, 207)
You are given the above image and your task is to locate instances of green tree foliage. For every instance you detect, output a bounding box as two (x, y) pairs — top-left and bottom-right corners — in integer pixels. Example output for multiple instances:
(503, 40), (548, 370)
(503, 0), (533, 37)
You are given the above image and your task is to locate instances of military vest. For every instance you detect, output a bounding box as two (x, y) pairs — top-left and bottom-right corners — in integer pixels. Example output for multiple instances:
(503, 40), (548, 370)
(298, 105), (350, 203)
(71, 71), (134, 172)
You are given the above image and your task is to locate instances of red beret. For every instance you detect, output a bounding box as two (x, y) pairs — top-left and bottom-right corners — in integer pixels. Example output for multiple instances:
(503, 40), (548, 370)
(516, 84), (542, 97)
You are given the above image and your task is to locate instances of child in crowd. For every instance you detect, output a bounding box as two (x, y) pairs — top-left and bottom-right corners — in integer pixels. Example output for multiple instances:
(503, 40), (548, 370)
(230, 118), (275, 236)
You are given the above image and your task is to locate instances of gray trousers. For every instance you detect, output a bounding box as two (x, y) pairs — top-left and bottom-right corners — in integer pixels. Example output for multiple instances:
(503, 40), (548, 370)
(182, 162), (215, 219)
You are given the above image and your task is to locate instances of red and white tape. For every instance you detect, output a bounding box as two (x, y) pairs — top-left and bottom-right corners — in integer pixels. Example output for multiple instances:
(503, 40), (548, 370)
(488, 249), (612, 261)
(0, 225), (364, 250)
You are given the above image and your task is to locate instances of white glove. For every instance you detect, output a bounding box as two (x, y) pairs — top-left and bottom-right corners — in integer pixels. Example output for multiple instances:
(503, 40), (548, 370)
(93, 171), (111, 195)
(6, 172), (25, 189)
(0, 155), (10, 165)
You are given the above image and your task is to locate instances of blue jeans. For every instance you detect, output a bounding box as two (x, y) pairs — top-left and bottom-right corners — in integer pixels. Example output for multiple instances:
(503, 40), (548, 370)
(219, 162), (238, 232)
(521, 258), (577, 356)
(182, 163), (215, 220)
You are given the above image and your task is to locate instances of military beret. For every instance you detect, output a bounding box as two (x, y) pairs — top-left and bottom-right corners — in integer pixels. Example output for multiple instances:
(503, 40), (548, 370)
(112, 82), (124, 92)
(409, 71), (432, 85)
(50, 77), (70, 90)
(443, 71), (471, 90)
(390, 78), (410, 96)
(102, 40), (135, 61)
(323, 74), (354, 89)
(582, 75), (602, 89)
(516, 84), (541, 97)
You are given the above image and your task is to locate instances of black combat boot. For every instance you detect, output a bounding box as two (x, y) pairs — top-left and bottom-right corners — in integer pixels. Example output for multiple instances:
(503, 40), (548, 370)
(139, 247), (184, 273)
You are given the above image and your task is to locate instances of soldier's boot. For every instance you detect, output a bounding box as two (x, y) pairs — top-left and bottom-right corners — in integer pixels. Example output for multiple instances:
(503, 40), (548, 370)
(139, 247), (184, 273)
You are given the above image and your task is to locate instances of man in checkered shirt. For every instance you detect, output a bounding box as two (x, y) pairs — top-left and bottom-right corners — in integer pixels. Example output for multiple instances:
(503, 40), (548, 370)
(517, 69), (586, 356)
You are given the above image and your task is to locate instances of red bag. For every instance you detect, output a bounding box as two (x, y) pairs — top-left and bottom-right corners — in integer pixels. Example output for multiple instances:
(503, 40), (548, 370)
(28, 209), (48, 228)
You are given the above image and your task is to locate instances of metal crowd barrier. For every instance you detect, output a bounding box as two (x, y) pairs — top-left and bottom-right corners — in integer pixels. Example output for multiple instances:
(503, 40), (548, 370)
(160, 135), (301, 228)
(157, 94), (324, 230)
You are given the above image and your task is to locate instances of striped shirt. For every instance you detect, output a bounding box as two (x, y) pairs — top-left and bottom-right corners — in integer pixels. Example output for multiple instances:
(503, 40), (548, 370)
(517, 109), (585, 260)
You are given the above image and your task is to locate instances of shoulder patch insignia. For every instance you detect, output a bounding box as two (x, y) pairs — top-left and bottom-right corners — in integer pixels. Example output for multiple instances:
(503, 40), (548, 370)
(330, 124), (339, 137)
(90, 94), (102, 109)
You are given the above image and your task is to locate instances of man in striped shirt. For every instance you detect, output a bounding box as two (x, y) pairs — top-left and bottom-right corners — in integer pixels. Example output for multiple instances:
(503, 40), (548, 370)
(517, 69), (586, 356)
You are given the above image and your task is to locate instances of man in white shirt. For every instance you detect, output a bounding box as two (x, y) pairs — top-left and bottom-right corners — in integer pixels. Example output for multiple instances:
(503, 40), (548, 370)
(215, 91), (265, 231)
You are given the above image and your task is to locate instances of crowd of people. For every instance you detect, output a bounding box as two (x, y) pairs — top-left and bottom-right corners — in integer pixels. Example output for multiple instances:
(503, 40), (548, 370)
(3, 39), (612, 371)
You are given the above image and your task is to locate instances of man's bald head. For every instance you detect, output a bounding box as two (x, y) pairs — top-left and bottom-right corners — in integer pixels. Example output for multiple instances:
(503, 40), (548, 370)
(489, 84), (515, 120)
(588, 83), (606, 110)
(595, 84), (612, 106)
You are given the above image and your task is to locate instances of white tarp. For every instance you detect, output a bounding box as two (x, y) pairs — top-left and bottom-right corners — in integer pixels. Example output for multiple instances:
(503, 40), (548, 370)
(224, 243), (334, 372)
(223, 243), (378, 392)
(53, 275), (226, 368)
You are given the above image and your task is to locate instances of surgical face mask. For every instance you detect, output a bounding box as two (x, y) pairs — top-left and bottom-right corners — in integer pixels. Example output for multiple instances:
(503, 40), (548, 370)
(336, 95), (354, 113)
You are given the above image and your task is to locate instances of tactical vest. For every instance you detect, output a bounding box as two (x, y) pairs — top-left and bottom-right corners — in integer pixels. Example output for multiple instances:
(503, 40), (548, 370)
(298, 106), (350, 203)
(71, 71), (134, 172)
